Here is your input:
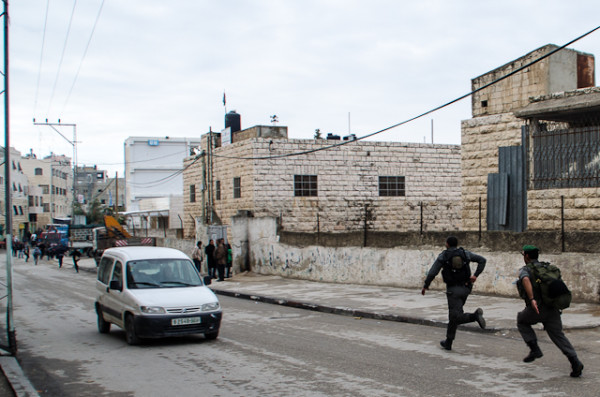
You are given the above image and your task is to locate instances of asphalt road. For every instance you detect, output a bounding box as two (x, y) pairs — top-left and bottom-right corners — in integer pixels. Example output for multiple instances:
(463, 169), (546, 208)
(6, 258), (600, 396)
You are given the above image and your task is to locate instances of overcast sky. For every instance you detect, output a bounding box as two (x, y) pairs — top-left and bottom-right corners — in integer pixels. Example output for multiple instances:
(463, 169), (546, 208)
(5, 1), (600, 175)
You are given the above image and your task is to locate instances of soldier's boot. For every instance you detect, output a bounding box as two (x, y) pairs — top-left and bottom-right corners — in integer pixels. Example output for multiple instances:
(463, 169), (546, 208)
(568, 356), (584, 377)
(473, 308), (486, 329)
(440, 339), (452, 351)
(523, 341), (543, 363)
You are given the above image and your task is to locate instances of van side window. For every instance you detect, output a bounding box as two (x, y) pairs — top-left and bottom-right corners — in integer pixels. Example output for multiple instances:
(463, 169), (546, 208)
(111, 261), (123, 290)
(98, 257), (115, 284)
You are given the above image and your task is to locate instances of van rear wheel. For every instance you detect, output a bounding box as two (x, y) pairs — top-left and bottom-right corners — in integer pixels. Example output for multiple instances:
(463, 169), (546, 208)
(125, 314), (140, 345)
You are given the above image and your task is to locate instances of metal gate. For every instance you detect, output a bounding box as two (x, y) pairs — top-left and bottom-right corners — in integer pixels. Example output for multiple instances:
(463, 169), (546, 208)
(487, 144), (527, 232)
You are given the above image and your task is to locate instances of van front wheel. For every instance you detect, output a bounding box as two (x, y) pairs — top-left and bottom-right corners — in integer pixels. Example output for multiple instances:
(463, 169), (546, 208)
(97, 308), (111, 334)
(125, 314), (140, 345)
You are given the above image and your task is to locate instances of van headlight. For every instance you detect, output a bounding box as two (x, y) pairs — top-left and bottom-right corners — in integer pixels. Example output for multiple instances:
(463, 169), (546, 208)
(141, 306), (166, 314)
(202, 302), (220, 312)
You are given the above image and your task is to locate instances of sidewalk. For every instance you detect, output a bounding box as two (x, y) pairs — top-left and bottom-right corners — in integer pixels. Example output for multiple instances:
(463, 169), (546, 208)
(208, 272), (600, 333)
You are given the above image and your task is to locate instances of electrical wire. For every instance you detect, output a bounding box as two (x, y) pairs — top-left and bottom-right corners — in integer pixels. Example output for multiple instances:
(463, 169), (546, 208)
(46, 0), (78, 117)
(211, 25), (600, 161)
(33, 0), (51, 117)
(60, 0), (105, 115)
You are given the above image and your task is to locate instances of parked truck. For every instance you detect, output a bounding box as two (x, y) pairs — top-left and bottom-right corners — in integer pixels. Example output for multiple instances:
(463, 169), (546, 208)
(92, 215), (156, 265)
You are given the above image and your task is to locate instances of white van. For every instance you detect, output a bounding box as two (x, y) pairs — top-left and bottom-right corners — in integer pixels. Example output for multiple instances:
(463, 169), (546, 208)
(95, 246), (222, 344)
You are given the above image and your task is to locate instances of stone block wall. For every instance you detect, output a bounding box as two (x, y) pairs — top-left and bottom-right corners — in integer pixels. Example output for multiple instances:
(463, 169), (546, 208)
(183, 136), (462, 237)
(528, 188), (600, 231)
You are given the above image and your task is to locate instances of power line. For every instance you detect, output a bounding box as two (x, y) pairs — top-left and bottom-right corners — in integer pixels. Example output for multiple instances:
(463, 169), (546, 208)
(60, 0), (105, 114)
(46, 0), (78, 117)
(33, 0), (50, 117)
(212, 25), (600, 162)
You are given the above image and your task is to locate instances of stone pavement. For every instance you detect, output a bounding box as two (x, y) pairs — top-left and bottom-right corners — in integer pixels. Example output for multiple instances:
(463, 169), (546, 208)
(1, 258), (599, 396)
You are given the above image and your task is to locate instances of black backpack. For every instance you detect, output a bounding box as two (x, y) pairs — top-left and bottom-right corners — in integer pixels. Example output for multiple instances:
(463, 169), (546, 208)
(441, 248), (471, 286)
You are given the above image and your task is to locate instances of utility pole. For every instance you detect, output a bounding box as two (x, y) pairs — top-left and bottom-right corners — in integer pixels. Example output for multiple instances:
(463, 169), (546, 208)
(32, 121), (77, 218)
(1, 0), (16, 355)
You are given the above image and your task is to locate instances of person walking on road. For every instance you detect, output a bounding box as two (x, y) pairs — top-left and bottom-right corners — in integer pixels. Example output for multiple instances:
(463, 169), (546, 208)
(191, 241), (204, 273)
(205, 239), (216, 279)
(421, 236), (487, 351)
(516, 245), (584, 377)
(71, 249), (81, 273)
(32, 245), (42, 265)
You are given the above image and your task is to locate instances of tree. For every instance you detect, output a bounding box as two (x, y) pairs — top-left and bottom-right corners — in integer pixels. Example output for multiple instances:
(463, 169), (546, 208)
(314, 129), (322, 139)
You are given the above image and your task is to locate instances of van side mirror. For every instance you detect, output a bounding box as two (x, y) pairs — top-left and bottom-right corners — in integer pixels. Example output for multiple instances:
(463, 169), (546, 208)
(203, 276), (212, 286)
(109, 280), (122, 291)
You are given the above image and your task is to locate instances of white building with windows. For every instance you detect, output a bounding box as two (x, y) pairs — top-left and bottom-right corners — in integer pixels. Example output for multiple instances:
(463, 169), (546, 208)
(124, 136), (202, 233)
(0, 148), (30, 237)
(21, 151), (73, 230)
(183, 125), (462, 238)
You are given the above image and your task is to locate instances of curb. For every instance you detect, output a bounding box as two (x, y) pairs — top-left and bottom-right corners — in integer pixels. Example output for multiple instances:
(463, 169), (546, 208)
(211, 288), (507, 333)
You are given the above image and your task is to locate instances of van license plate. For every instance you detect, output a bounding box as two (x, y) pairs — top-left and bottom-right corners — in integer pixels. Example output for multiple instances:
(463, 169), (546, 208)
(172, 317), (201, 326)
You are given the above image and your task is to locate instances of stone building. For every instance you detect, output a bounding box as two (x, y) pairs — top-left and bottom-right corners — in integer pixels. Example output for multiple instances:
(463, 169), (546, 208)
(20, 151), (73, 230)
(461, 44), (597, 231)
(74, 165), (124, 212)
(183, 125), (462, 239)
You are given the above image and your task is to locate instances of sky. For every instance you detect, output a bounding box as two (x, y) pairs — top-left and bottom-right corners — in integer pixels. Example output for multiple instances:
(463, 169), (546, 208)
(4, 1), (600, 176)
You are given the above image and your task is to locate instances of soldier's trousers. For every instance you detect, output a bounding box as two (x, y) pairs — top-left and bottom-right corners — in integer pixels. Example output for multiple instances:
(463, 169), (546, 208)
(445, 284), (476, 341)
(517, 304), (577, 358)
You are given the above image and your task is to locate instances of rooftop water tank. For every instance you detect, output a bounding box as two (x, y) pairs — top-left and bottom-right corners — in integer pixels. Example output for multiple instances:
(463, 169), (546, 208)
(225, 111), (241, 133)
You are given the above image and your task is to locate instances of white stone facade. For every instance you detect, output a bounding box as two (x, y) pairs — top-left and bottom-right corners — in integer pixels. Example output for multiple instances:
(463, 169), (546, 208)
(184, 134), (462, 237)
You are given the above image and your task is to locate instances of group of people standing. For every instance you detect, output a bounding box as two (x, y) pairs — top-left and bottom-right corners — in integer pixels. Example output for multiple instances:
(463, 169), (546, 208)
(191, 238), (232, 282)
(422, 236), (584, 378)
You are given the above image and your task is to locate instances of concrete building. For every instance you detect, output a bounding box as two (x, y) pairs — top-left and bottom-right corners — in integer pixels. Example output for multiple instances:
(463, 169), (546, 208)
(183, 125), (462, 239)
(461, 44), (597, 232)
(124, 136), (202, 235)
(0, 148), (30, 237)
(74, 165), (124, 212)
(21, 151), (73, 229)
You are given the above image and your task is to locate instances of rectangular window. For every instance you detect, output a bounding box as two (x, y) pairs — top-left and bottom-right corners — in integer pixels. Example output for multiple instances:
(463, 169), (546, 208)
(43, 203), (50, 213)
(379, 176), (405, 197)
(190, 184), (196, 203)
(41, 185), (49, 194)
(29, 196), (34, 206)
(216, 180), (221, 200)
(294, 175), (318, 197)
(233, 177), (241, 199)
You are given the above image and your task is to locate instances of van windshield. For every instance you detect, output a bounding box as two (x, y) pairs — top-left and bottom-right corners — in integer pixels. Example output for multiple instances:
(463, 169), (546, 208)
(126, 259), (203, 289)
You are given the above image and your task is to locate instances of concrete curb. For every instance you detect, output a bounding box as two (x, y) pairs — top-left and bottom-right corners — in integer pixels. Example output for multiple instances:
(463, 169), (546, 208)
(212, 289), (507, 334)
(0, 356), (39, 397)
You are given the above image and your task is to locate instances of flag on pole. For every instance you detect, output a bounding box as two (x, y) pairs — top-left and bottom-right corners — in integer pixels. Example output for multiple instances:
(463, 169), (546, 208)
(223, 92), (226, 106)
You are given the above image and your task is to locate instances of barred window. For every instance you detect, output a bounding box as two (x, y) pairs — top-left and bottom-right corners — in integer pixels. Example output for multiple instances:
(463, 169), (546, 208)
(233, 177), (241, 199)
(379, 176), (405, 196)
(216, 180), (221, 200)
(190, 184), (196, 203)
(35, 168), (43, 175)
(532, 122), (600, 189)
(294, 175), (317, 197)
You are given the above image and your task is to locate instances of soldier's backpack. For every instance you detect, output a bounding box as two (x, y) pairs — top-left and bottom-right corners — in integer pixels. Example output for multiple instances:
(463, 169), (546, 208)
(519, 261), (572, 310)
(441, 248), (471, 286)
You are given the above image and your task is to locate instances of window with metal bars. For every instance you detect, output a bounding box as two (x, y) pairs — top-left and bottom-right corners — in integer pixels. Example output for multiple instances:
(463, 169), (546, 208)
(378, 176), (405, 196)
(294, 175), (317, 197)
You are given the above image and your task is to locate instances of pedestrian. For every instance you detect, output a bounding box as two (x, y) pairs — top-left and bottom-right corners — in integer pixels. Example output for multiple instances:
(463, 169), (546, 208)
(516, 245), (584, 377)
(421, 236), (487, 351)
(71, 249), (81, 273)
(56, 246), (66, 268)
(214, 239), (227, 282)
(225, 242), (232, 278)
(191, 241), (204, 273)
(23, 245), (30, 262)
(16, 240), (24, 259)
(205, 239), (216, 279)
(32, 245), (42, 265)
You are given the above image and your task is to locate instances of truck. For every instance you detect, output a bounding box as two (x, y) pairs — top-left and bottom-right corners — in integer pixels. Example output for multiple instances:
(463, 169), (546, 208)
(92, 215), (156, 265)
(39, 223), (97, 257)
